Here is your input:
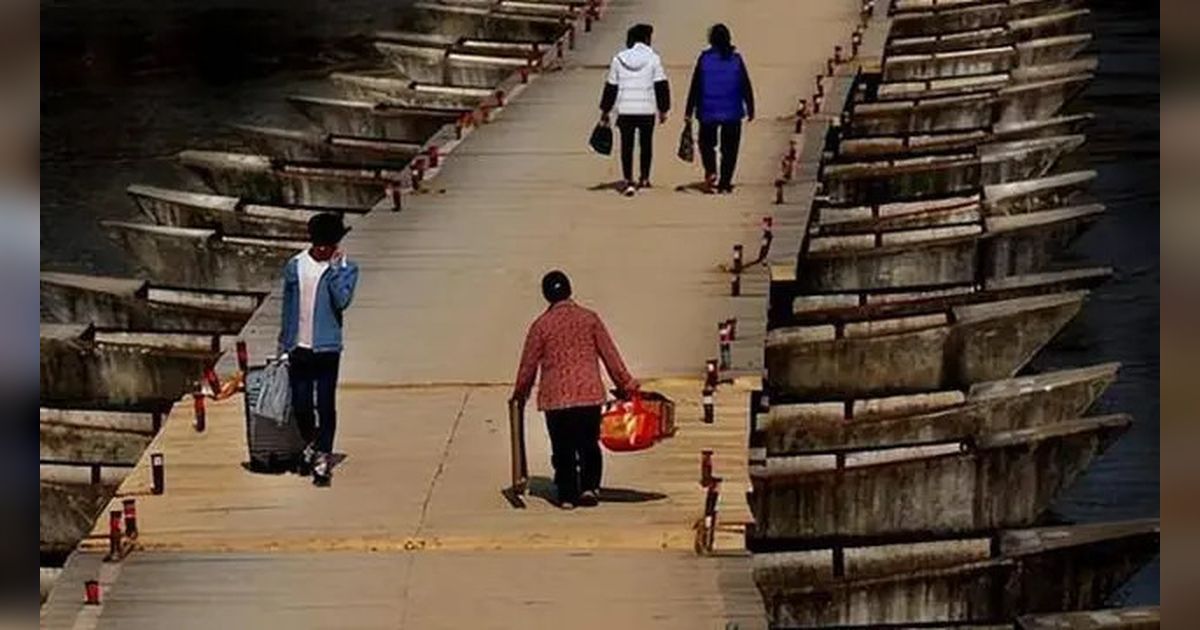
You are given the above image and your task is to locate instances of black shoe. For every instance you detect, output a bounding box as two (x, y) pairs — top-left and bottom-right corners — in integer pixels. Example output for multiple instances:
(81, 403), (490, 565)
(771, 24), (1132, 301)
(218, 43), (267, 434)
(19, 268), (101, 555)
(717, 184), (734, 194)
(578, 490), (599, 507)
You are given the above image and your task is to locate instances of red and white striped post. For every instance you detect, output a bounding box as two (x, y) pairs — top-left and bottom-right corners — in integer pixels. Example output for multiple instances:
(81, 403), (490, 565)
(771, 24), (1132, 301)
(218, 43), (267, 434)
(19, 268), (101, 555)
(122, 498), (138, 540)
(150, 452), (165, 495)
(106, 509), (122, 561)
(235, 340), (249, 373)
(730, 244), (744, 296)
(84, 580), (101, 605)
(700, 449), (715, 487)
(192, 390), (206, 433)
(718, 321), (732, 370)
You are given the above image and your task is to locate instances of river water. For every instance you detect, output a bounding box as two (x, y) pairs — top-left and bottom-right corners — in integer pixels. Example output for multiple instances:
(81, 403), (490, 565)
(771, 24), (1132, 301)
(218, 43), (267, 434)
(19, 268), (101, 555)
(41, 0), (1159, 604)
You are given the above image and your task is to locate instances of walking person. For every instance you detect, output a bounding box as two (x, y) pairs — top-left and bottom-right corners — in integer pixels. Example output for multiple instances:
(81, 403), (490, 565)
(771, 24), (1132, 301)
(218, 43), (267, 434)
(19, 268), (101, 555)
(277, 212), (360, 487)
(511, 271), (640, 509)
(599, 23), (671, 197)
(684, 24), (756, 194)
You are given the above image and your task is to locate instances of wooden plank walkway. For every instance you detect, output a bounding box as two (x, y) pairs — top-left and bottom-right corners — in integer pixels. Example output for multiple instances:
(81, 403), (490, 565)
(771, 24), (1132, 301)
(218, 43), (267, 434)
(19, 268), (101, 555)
(45, 0), (863, 627)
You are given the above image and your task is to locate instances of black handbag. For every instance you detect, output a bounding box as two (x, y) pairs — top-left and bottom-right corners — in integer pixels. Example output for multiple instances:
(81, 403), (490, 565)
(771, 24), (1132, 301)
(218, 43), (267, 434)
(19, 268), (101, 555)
(677, 119), (695, 162)
(589, 121), (613, 155)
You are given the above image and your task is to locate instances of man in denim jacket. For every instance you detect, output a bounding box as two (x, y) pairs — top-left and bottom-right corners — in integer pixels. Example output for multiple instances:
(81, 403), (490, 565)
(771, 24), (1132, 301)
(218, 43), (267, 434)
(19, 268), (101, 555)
(277, 213), (359, 486)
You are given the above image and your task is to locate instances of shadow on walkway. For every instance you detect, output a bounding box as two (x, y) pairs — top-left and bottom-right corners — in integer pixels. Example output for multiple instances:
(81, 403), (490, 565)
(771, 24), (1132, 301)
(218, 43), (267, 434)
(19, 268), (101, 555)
(501, 475), (668, 509)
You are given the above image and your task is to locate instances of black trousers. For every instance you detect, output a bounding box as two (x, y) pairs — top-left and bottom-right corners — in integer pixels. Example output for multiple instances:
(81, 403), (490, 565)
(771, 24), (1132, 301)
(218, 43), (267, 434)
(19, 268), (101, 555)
(616, 114), (656, 183)
(698, 120), (743, 188)
(544, 405), (603, 503)
(288, 348), (340, 454)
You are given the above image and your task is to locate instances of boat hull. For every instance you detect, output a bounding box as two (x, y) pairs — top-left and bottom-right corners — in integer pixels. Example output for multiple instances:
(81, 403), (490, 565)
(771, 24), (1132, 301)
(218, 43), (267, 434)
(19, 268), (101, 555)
(765, 293), (1085, 399)
(100, 221), (303, 292)
(40, 271), (260, 334)
(289, 96), (462, 143)
(754, 520), (1159, 627)
(763, 362), (1119, 454)
(749, 416), (1129, 540)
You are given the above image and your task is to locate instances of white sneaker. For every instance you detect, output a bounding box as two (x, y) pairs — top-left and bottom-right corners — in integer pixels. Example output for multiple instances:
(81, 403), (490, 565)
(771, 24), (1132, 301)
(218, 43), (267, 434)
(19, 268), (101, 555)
(312, 455), (331, 487)
(621, 182), (637, 197)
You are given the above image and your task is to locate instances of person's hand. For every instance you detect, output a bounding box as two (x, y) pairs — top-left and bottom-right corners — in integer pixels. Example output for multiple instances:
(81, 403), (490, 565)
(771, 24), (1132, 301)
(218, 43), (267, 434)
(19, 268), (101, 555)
(599, 111), (611, 125)
(746, 113), (755, 123)
(658, 112), (668, 124)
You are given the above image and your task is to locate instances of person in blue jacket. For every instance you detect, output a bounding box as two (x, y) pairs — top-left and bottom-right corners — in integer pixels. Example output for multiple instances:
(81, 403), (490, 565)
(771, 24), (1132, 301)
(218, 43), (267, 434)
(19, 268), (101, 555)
(684, 24), (756, 194)
(277, 212), (359, 486)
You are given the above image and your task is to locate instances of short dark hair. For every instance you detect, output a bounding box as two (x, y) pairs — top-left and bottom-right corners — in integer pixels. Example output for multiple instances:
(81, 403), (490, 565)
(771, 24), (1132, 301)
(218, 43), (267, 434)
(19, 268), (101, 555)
(541, 270), (572, 303)
(709, 23), (733, 57)
(626, 23), (653, 48)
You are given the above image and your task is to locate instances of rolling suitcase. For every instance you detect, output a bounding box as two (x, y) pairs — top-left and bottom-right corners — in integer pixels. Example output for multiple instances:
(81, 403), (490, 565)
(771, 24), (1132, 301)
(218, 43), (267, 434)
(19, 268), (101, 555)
(243, 363), (306, 472)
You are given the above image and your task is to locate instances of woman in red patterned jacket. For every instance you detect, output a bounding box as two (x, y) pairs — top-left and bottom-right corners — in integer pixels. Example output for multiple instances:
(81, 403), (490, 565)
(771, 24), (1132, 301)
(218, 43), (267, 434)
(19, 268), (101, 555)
(511, 270), (640, 510)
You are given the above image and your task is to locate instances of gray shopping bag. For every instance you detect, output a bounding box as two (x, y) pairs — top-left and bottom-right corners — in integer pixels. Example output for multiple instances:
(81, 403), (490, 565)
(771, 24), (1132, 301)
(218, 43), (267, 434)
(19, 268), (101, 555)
(253, 358), (292, 426)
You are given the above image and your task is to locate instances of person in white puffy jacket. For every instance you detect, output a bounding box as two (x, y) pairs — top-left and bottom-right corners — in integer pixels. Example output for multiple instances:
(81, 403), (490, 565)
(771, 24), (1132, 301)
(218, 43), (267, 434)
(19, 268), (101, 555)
(599, 23), (671, 197)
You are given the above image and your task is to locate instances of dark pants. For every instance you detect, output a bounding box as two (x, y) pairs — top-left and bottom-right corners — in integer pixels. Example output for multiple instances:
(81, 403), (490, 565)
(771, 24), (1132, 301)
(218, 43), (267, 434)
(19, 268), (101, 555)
(616, 114), (656, 183)
(698, 120), (743, 188)
(544, 405), (603, 503)
(288, 348), (340, 454)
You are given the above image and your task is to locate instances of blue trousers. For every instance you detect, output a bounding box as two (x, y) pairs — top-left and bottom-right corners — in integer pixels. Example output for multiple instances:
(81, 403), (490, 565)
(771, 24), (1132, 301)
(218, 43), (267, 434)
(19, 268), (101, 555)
(288, 348), (340, 454)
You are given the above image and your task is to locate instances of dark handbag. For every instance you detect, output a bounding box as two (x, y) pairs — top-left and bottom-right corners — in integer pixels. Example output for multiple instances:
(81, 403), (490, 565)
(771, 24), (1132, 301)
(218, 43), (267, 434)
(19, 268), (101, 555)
(589, 121), (613, 155)
(677, 119), (695, 162)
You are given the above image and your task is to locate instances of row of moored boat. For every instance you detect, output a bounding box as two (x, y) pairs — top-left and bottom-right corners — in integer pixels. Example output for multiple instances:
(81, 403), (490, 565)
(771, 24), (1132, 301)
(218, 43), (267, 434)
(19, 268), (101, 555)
(746, 0), (1157, 628)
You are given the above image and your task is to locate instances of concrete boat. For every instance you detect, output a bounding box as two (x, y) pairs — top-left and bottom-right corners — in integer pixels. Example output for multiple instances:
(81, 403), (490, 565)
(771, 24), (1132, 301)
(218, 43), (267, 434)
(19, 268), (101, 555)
(886, 10), (1092, 54)
(1019, 607), (1160, 630)
(797, 204), (1103, 292)
(984, 169), (1095, 213)
(835, 113), (1094, 160)
(375, 41), (532, 86)
(748, 414), (1129, 541)
(776, 267), (1110, 328)
(810, 169), (1096, 236)
(179, 150), (403, 210)
(822, 135), (1085, 205)
(41, 481), (118, 558)
(40, 270), (262, 334)
(765, 291), (1085, 400)
(41, 420), (152, 465)
(288, 95), (465, 143)
(127, 184), (346, 239)
(375, 30), (546, 57)
(870, 57), (1096, 102)
(40, 323), (220, 411)
(762, 362), (1119, 454)
(849, 74), (1092, 136)
(99, 221), (305, 292)
(881, 35), (1090, 82)
(330, 72), (496, 108)
(890, 0), (1086, 38)
(752, 519), (1159, 627)
(403, 1), (568, 42)
(232, 124), (423, 165)
(41, 407), (164, 436)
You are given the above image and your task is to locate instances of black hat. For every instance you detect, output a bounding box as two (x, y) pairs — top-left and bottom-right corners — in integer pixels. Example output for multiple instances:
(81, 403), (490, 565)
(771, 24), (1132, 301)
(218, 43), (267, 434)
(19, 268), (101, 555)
(541, 270), (572, 303)
(307, 212), (351, 246)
